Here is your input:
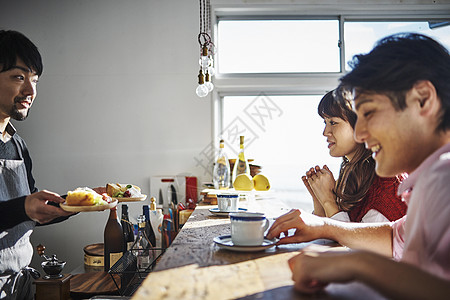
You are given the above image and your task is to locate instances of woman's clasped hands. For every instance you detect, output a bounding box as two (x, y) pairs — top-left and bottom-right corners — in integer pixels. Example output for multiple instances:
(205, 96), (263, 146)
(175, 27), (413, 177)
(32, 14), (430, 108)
(302, 165), (340, 217)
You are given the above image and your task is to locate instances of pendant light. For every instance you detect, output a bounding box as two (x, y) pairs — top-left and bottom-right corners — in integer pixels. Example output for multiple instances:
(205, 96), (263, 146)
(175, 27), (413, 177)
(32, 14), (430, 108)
(196, 0), (215, 97)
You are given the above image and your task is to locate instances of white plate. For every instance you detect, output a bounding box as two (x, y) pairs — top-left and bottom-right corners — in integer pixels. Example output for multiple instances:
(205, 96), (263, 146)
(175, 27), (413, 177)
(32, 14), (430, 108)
(60, 200), (118, 212)
(112, 194), (147, 202)
(213, 235), (278, 252)
(209, 207), (247, 217)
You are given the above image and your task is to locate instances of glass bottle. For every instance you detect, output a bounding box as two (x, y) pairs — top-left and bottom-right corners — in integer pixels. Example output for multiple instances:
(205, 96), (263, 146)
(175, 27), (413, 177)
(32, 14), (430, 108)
(149, 197), (164, 251)
(135, 215), (150, 271)
(213, 139), (231, 190)
(121, 204), (134, 252)
(231, 136), (250, 185)
(143, 205), (157, 247)
(104, 206), (124, 271)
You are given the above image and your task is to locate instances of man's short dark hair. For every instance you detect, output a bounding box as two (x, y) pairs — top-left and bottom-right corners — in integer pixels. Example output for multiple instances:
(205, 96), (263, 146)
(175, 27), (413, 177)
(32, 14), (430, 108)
(0, 30), (43, 76)
(340, 32), (450, 132)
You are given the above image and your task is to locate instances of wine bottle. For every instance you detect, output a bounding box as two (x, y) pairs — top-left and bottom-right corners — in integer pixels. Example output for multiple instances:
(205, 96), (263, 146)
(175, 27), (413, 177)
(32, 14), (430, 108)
(121, 204), (134, 252)
(143, 205), (157, 247)
(231, 136), (250, 185)
(213, 139), (231, 190)
(104, 206), (124, 271)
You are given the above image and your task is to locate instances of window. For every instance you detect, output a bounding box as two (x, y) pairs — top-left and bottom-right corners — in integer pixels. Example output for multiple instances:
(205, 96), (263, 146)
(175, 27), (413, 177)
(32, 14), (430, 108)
(218, 20), (340, 73)
(213, 7), (450, 210)
(344, 21), (450, 70)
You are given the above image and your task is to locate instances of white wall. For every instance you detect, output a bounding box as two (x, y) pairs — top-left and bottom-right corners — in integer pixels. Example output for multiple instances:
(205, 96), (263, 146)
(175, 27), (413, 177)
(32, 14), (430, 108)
(1, 0), (211, 272)
(1, 0), (447, 273)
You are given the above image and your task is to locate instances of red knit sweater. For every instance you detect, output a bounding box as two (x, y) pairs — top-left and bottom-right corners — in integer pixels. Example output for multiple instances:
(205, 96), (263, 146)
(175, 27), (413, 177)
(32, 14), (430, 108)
(348, 176), (407, 222)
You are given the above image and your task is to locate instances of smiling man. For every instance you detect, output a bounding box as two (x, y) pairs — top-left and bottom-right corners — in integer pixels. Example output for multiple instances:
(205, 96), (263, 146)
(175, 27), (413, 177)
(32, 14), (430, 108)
(0, 30), (72, 300)
(267, 33), (450, 299)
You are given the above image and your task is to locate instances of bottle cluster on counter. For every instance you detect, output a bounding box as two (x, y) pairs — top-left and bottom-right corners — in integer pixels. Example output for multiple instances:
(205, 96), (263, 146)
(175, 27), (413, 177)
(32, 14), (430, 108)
(200, 136), (270, 207)
(212, 135), (258, 190)
(102, 196), (195, 272)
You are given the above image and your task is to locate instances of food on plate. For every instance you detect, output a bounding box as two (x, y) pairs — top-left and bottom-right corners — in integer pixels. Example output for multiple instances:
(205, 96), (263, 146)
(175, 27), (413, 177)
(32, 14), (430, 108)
(66, 187), (111, 206)
(233, 173), (254, 191)
(106, 183), (142, 198)
(252, 174), (270, 191)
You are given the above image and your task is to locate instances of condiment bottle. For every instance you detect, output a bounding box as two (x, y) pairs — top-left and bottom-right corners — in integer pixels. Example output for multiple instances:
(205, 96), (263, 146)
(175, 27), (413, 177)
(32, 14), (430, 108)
(231, 136), (250, 185)
(149, 197), (164, 250)
(213, 139), (231, 190)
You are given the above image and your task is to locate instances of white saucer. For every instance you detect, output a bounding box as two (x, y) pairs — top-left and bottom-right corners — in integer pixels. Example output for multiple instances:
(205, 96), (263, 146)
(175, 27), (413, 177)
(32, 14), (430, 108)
(213, 235), (278, 252)
(209, 207), (247, 217)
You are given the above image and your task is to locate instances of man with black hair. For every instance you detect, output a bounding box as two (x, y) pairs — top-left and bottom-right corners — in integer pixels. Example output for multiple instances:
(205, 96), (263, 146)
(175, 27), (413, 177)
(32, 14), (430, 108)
(268, 33), (450, 299)
(0, 30), (73, 300)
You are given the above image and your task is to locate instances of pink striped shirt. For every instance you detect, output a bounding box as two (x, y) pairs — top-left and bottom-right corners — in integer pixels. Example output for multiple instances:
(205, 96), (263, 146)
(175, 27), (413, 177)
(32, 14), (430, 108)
(392, 142), (450, 280)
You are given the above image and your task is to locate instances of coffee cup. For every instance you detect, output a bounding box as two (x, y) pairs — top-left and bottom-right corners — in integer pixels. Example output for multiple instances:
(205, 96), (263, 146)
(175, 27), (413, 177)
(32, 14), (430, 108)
(217, 193), (239, 212)
(229, 212), (269, 246)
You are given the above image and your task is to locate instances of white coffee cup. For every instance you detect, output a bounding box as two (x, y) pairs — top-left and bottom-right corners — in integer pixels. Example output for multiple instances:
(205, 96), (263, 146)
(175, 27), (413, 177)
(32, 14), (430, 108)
(217, 193), (239, 212)
(229, 212), (269, 246)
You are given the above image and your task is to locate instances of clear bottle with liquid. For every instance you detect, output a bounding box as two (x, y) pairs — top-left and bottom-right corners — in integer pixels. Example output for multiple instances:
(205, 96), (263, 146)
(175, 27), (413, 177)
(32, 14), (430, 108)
(231, 136), (250, 185)
(213, 139), (231, 189)
(135, 215), (150, 271)
(104, 206), (124, 271)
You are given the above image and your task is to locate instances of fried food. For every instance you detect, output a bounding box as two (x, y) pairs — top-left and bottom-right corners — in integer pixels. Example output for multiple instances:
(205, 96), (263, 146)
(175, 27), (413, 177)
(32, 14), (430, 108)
(66, 187), (109, 206)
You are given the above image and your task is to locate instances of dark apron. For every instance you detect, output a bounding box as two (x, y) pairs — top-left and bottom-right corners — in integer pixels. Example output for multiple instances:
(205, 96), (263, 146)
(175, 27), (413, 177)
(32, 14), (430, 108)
(0, 137), (35, 300)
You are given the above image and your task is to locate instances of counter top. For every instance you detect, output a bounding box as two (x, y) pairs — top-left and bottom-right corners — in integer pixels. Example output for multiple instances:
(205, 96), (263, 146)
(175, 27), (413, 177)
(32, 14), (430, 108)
(132, 196), (386, 300)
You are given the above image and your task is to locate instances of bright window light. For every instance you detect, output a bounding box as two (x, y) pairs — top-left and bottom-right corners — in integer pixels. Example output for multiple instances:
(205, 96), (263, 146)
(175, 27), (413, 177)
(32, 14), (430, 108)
(222, 95), (341, 210)
(218, 20), (340, 73)
(344, 21), (450, 70)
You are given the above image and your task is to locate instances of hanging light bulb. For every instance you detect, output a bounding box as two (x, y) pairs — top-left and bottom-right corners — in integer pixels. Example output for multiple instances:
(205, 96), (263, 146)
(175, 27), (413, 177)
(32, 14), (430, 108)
(204, 70), (214, 92)
(208, 67), (215, 77)
(196, 84), (208, 97)
(198, 45), (210, 69)
(206, 54), (215, 77)
(196, 69), (209, 97)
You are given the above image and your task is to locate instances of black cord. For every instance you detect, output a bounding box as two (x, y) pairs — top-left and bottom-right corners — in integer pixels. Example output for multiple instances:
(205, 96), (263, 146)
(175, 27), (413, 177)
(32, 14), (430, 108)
(198, 0), (212, 47)
(206, 0), (210, 33)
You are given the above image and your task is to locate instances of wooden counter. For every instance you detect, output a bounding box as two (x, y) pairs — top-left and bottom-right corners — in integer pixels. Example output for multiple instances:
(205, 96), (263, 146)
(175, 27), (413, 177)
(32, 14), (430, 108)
(132, 194), (386, 300)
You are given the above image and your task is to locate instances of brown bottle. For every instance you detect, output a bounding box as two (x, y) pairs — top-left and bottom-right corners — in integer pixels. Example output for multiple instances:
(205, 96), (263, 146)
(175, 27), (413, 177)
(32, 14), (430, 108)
(104, 206), (124, 271)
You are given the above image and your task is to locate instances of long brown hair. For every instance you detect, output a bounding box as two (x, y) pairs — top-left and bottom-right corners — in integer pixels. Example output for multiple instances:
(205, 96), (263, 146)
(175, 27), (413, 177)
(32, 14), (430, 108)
(318, 91), (376, 211)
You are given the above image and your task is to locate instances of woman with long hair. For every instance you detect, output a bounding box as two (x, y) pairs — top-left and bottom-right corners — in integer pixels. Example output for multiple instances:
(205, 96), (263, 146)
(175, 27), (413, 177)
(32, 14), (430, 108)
(303, 90), (407, 222)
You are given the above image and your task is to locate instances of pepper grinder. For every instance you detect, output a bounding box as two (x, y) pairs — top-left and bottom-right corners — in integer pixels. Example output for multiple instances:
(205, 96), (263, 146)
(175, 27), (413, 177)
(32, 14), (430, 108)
(37, 244), (66, 279)
(34, 244), (72, 300)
